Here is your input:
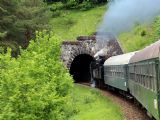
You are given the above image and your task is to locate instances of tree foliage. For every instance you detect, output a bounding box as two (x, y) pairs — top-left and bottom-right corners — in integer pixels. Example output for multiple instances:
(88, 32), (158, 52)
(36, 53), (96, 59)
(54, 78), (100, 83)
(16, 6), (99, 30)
(45, 0), (108, 3)
(0, 1), (17, 40)
(0, 32), (74, 119)
(0, 0), (51, 50)
(45, 0), (108, 10)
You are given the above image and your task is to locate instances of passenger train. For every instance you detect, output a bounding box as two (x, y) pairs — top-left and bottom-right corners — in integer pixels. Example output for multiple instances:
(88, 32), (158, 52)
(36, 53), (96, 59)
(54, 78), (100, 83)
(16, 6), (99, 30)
(90, 40), (160, 120)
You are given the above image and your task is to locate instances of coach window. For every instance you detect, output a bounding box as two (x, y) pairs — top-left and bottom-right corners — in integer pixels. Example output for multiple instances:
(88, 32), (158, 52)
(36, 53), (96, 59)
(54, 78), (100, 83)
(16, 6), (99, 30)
(153, 62), (157, 91)
(149, 62), (154, 91)
(145, 64), (148, 88)
(114, 66), (116, 76)
(111, 67), (113, 76)
(111, 67), (112, 76)
(143, 64), (146, 87)
(149, 64), (152, 89)
(151, 63), (154, 90)
(143, 64), (146, 86)
(111, 67), (113, 77)
(147, 63), (150, 89)
(115, 66), (117, 77)
(109, 67), (111, 76)
(140, 66), (142, 85)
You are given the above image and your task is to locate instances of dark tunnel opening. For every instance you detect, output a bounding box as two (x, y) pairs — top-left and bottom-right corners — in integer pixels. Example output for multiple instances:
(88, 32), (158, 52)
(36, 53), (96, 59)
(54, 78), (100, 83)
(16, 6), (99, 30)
(70, 54), (95, 83)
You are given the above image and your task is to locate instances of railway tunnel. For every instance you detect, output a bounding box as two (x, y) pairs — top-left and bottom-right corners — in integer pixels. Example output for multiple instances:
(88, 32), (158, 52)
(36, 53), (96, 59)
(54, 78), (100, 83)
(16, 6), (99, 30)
(61, 35), (123, 84)
(69, 54), (95, 83)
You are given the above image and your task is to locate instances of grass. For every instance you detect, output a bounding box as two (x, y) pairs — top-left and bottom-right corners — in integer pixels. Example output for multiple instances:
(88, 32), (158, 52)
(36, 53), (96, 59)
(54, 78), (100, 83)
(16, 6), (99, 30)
(50, 5), (107, 40)
(70, 85), (124, 120)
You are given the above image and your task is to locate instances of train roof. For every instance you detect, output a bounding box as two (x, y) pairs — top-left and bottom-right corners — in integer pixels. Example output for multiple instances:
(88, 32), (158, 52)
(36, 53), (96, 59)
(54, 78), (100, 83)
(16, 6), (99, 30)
(104, 52), (136, 66)
(129, 40), (160, 63)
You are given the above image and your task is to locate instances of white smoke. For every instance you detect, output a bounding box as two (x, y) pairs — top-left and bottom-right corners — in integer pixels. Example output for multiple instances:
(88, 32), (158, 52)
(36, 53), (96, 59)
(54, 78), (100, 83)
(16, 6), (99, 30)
(97, 0), (160, 35)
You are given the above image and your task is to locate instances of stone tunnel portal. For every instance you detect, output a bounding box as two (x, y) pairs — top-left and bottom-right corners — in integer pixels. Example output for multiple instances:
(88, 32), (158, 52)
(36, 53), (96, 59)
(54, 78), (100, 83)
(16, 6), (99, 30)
(69, 54), (95, 83)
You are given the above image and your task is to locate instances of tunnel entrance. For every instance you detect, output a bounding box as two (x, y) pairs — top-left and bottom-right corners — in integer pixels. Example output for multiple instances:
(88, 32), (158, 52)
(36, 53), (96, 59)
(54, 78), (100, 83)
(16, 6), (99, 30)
(70, 54), (95, 83)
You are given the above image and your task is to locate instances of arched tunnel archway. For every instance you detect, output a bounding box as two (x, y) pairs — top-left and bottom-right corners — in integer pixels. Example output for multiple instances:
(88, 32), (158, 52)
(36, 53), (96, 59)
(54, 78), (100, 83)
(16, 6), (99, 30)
(70, 54), (95, 83)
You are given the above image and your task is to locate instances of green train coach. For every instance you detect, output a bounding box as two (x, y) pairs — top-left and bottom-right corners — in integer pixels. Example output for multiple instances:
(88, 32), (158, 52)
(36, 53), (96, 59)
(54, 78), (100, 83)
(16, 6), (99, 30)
(104, 52), (136, 92)
(99, 40), (160, 119)
(128, 40), (160, 120)
(91, 40), (160, 120)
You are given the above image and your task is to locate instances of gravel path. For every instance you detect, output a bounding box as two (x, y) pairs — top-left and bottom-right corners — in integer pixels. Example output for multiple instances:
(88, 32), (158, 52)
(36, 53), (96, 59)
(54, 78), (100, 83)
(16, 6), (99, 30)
(101, 89), (151, 120)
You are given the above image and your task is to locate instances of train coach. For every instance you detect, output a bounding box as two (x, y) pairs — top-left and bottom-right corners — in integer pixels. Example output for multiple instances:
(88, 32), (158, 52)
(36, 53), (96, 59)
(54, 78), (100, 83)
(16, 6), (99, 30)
(103, 52), (136, 93)
(90, 40), (160, 119)
(102, 40), (160, 119)
(128, 40), (160, 120)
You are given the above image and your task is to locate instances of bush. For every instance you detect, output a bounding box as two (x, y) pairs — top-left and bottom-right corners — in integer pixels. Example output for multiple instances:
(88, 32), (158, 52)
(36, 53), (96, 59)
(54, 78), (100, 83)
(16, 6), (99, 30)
(47, 0), (108, 11)
(64, 0), (79, 9)
(49, 2), (64, 11)
(0, 31), (74, 120)
(79, 1), (93, 11)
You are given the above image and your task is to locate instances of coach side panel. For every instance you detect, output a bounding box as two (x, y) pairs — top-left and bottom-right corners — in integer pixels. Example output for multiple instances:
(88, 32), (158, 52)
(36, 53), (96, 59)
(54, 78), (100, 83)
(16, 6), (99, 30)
(104, 65), (128, 91)
(128, 59), (160, 120)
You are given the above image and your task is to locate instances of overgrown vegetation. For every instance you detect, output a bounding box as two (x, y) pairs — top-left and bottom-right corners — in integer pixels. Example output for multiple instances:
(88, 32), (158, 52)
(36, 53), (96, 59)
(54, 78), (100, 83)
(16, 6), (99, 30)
(0, 32), (74, 119)
(119, 16), (160, 52)
(70, 85), (124, 120)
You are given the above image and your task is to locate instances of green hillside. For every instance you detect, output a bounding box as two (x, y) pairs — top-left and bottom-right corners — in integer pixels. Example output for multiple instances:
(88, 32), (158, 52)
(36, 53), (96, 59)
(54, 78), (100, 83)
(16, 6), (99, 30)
(50, 5), (106, 40)
(119, 16), (160, 52)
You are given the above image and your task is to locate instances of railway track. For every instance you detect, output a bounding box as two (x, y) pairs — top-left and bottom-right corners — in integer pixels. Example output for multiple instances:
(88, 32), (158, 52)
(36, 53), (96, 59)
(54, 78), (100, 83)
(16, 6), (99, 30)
(78, 83), (151, 120)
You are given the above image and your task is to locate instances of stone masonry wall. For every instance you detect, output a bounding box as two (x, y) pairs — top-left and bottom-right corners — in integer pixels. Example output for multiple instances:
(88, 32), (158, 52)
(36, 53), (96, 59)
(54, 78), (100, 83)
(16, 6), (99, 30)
(61, 35), (123, 68)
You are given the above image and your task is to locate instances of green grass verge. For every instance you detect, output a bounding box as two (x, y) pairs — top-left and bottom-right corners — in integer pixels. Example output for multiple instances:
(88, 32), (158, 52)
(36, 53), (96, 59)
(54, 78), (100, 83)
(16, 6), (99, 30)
(70, 85), (124, 120)
(50, 5), (107, 40)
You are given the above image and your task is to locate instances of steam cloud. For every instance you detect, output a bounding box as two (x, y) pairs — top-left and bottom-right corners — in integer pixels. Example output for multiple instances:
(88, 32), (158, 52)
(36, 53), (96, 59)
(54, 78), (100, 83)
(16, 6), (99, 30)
(97, 0), (160, 35)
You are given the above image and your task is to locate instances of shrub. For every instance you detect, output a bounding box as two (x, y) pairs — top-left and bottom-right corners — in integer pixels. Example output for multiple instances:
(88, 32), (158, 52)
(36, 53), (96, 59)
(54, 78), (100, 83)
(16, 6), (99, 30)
(0, 31), (73, 120)
(49, 2), (64, 11)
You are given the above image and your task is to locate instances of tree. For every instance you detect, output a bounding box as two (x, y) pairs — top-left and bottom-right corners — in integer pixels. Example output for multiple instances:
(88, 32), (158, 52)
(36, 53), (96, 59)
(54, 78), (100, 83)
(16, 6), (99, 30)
(0, 0), (17, 40)
(15, 0), (51, 48)
(44, 0), (108, 4)
(0, 32), (74, 119)
(0, 0), (51, 53)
